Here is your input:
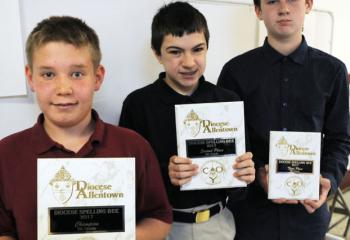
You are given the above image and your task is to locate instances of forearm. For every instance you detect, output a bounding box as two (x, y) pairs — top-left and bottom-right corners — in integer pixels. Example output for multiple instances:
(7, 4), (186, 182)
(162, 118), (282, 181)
(0, 236), (15, 240)
(321, 137), (350, 193)
(136, 218), (171, 240)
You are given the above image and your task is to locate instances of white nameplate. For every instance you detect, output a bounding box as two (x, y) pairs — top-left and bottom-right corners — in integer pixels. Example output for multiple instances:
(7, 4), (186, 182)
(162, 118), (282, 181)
(175, 101), (246, 190)
(37, 158), (135, 239)
(268, 131), (321, 200)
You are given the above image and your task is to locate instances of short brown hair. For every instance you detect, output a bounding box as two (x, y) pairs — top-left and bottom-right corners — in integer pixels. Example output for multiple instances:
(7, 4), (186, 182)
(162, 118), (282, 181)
(151, 1), (209, 56)
(26, 16), (101, 70)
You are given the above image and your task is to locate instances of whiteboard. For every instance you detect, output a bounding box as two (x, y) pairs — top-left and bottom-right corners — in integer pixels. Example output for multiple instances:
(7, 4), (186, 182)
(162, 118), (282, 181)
(190, 0), (257, 83)
(0, 0), (27, 97)
(0, 0), (338, 139)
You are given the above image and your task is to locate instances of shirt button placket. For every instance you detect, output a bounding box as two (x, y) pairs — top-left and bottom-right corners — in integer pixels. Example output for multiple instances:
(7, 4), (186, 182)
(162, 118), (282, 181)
(281, 58), (289, 131)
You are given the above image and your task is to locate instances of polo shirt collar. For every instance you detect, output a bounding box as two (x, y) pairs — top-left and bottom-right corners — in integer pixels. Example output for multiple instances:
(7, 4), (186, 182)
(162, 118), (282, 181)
(262, 35), (308, 65)
(155, 72), (207, 104)
(33, 109), (104, 154)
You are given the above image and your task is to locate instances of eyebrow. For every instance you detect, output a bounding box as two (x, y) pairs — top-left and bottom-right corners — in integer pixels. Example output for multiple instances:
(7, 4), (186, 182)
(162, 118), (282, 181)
(165, 43), (206, 51)
(37, 64), (87, 70)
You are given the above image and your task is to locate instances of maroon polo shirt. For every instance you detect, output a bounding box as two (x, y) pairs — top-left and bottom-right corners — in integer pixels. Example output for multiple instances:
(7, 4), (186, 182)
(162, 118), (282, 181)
(0, 110), (172, 239)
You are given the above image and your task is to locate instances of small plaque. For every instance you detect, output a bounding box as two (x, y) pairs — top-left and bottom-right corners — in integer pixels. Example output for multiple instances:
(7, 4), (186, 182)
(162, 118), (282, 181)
(268, 131), (321, 200)
(38, 158), (135, 239)
(175, 101), (246, 190)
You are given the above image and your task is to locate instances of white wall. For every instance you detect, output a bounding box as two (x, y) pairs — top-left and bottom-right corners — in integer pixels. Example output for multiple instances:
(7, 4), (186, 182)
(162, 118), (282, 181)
(313, 0), (350, 68)
(0, 0), (349, 139)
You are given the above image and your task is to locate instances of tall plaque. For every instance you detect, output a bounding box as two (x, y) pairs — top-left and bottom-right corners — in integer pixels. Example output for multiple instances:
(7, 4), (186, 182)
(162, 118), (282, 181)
(175, 101), (246, 190)
(268, 131), (321, 200)
(38, 158), (135, 239)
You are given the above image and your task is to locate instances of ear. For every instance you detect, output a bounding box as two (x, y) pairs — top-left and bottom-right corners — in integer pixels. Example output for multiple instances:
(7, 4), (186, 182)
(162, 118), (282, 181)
(25, 65), (35, 92)
(305, 0), (313, 14)
(152, 48), (163, 65)
(94, 65), (105, 91)
(255, 5), (263, 20)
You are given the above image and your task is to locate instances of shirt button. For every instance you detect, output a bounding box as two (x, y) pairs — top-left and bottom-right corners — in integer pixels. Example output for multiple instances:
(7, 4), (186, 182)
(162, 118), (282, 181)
(283, 78), (289, 82)
(282, 128), (288, 131)
(282, 102), (288, 107)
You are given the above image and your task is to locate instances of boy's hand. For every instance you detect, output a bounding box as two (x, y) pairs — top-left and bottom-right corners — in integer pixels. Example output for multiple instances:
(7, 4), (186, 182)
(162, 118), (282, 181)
(258, 165), (298, 204)
(168, 155), (198, 186)
(300, 176), (331, 213)
(233, 152), (255, 184)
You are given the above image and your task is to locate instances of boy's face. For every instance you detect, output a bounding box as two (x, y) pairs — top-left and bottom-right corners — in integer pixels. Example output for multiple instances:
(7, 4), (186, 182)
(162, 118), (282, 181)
(155, 32), (207, 95)
(26, 42), (104, 129)
(256, 0), (313, 42)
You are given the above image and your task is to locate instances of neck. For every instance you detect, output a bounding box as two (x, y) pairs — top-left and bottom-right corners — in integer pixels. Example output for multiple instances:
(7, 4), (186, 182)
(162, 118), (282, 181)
(44, 115), (95, 153)
(267, 34), (303, 56)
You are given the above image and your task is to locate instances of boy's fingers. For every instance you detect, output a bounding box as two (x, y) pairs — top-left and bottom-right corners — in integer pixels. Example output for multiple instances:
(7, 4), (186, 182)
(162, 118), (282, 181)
(234, 159), (254, 169)
(235, 152), (253, 162)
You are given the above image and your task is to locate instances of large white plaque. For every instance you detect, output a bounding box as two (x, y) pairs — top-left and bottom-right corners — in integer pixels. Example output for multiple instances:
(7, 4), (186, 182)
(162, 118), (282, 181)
(38, 158), (135, 239)
(268, 131), (321, 200)
(175, 101), (246, 190)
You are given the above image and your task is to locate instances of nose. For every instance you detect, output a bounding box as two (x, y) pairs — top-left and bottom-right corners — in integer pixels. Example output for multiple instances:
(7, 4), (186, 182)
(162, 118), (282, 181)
(56, 76), (73, 95)
(278, 0), (290, 15)
(182, 52), (196, 68)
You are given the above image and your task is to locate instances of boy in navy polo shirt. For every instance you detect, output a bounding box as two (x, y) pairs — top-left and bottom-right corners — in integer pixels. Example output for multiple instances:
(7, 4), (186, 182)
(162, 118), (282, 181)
(218, 0), (350, 239)
(120, 2), (255, 240)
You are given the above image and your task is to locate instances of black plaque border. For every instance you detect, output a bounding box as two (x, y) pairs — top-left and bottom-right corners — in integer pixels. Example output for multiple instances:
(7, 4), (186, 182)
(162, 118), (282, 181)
(185, 137), (237, 158)
(275, 159), (314, 175)
(48, 205), (125, 235)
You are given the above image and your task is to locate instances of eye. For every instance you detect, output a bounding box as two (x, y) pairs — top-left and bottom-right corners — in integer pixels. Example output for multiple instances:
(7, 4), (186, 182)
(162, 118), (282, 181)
(42, 72), (55, 79)
(168, 50), (182, 56)
(267, 0), (277, 4)
(71, 71), (83, 79)
(193, 47), (205, 53)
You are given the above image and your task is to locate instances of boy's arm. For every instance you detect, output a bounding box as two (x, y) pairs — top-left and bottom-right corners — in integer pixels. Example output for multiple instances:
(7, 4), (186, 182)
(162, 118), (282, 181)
(320, 65), (350, 194)
(217, 65), (267, 170)
(119, 94), (146, 136)
(0, 237), (15, 240)
(136, 218), (171, 240)
(300, 65), (349, 213)
(135, 135), (172, 238)
(119, 96), (135, 128)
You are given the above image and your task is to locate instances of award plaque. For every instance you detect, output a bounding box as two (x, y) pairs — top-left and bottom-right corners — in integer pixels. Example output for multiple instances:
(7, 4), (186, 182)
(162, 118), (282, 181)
(37, 158), (135, 239)
(268, 131), (321, 200)
(175, 101), (246, 190)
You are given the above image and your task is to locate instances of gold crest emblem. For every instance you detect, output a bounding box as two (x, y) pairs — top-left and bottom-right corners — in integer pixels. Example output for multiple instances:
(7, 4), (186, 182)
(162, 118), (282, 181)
(50, 166), (75, 204)
(183, 110), (201, 137)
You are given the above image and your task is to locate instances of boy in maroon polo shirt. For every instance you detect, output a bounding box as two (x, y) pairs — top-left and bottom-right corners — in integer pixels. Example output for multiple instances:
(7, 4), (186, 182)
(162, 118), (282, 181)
(0, 16), (171, 240)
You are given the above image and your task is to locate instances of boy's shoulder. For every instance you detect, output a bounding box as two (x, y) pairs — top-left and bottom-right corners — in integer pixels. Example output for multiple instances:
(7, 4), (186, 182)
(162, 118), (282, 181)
(0, 126), (36, 157)
(224, 47), (262, 68)
(0, 127), (35, 148)
(123, 81), (158, 104)
(202, 80), (241, 102)
(308, 46), (347, 70)
(103, 121), (150, 146)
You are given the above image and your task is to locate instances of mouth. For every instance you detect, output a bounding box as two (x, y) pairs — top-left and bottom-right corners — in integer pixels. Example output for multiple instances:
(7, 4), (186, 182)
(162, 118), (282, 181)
(179, 69), (198, 78)
(277, 19), (291, 25)
(51, 102), (78, 108)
